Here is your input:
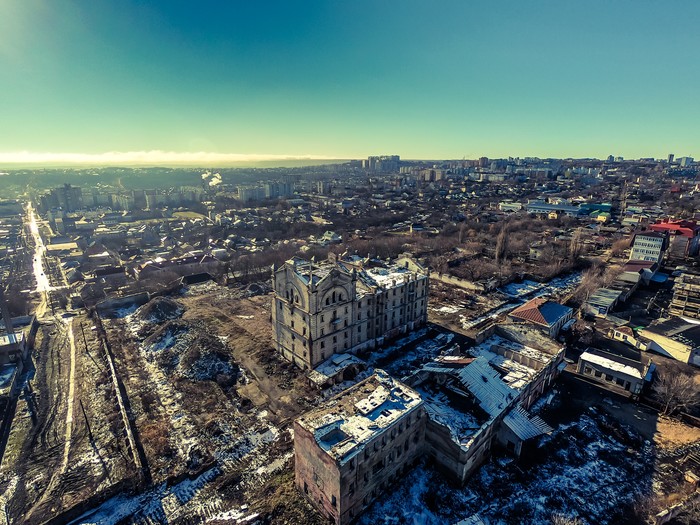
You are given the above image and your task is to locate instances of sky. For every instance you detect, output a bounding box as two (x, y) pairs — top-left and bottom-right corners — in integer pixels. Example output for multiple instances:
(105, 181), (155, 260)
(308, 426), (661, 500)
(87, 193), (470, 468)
(1, 0), (698, 165)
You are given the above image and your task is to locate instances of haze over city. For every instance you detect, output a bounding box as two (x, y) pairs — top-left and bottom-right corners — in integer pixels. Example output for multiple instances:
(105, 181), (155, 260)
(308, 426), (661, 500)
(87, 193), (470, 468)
(1, 0), (699, 164)
(3, 3), (700, 525)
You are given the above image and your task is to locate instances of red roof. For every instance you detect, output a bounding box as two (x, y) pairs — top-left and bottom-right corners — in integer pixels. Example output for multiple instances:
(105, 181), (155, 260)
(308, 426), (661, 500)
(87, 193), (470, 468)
(510, 297), (548, 326)
(650, 219), (700, 238)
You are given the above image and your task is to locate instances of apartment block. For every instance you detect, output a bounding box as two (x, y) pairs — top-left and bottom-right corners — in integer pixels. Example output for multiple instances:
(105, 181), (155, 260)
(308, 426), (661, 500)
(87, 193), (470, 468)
(629, 231), (668, 263)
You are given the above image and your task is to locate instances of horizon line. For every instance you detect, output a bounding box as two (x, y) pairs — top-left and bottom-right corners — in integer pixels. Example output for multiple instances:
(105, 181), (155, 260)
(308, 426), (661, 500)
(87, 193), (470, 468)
(0, 150), (344, 167)
(0, 150), (688, 168)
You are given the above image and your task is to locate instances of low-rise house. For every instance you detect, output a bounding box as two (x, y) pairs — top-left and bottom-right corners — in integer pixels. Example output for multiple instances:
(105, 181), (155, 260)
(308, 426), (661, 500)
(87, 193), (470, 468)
(508, 297), (574, 338)
(583, 288), (621, 318)
(577, 347), (654, 398)
(638, 317), (700, 366)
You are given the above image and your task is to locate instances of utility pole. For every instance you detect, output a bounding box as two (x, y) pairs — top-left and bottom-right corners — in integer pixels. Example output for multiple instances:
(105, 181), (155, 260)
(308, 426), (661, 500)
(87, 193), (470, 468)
(80, 322), (89, 352)
(80, 399), (93, 443)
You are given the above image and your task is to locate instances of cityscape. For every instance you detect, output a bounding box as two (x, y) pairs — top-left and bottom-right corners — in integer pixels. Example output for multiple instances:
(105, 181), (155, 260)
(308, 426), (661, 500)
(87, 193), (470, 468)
(1, 2), (700, 525)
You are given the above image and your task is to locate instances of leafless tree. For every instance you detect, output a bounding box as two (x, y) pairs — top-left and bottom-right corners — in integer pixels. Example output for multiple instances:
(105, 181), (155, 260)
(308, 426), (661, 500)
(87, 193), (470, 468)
(610, 237), (630, 257)
(653, 371), (700, 415)
(495, 222), (509, 264)
(569, 229), (582, 260)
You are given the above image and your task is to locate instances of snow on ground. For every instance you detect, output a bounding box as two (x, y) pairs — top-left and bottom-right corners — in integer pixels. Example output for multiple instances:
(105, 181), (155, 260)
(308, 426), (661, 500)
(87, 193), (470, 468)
(499, 279), (545, 298)
(71, 418), (284, 525)
(431, 305), (463, 314)
(368, 329), (454, 379)
(358, 407), (653, 525)
(462, 272), (583, 331)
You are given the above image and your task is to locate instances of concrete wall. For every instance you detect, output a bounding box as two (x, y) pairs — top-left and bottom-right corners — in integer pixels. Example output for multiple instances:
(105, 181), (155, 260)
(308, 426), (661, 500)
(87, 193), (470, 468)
(96, 292), (150, 317)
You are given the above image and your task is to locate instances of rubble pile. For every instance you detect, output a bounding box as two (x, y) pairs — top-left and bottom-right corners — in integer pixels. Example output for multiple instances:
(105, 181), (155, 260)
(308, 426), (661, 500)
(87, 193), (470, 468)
(144, 320), (240, 383)
(134, 296), (184, 328)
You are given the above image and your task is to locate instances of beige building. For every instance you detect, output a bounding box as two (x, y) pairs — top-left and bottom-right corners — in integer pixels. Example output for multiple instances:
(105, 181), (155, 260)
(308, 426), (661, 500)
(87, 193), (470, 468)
(669, 273), (700, 320)
(272, 254), (429, 370)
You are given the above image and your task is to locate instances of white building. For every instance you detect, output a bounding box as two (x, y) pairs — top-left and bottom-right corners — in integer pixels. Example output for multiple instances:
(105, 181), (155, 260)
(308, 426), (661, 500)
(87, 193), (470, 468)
(272, 254), (429, 370)
(629, 231), (668, 263)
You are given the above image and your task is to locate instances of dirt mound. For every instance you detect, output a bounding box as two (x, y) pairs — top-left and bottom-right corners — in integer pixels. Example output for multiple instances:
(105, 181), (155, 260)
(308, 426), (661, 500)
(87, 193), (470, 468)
(135, 296), (184, 325)
(143, 320), (240, 383)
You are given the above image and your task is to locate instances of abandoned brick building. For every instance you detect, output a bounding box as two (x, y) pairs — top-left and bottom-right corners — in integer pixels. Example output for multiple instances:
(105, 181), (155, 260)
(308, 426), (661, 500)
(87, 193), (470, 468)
(272, 254), (429, 370)
(294, 324), (564, 524)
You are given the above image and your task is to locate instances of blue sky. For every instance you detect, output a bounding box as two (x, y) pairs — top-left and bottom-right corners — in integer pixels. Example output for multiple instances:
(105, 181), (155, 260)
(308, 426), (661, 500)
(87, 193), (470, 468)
(1, 0), (698, 163)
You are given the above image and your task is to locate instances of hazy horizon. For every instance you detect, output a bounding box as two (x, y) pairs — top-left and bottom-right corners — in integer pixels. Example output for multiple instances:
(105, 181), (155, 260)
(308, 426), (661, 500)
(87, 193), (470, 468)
(2, 1), (698, 160)
(0, 150), (687, 170)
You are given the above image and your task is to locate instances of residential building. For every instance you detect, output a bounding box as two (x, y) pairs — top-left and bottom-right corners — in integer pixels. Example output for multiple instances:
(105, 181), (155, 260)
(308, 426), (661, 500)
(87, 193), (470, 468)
(525, 200), (581, 217)
(638, 317), (700, 366)
(39, 184), (83, 213)
(498, 201), (523, 213)
(649, 219), (700, 259)
(577, 347), (654, 398)
(508, 298), (574, 338)
(271, 254), (429, 370)
(583, 288), (621, 318)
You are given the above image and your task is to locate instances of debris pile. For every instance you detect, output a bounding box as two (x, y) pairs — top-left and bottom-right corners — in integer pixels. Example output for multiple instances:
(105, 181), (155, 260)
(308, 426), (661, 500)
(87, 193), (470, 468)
(143, 320), (240, 383)
(133, 296), (184, 336)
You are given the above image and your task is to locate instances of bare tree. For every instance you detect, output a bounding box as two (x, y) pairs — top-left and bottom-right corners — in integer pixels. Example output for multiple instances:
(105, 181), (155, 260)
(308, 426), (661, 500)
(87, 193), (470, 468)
(610, 237), (630, 257)
(653, 371), (700, 415)
(495, 222), (509, 264)
(569, 229), (582, 260)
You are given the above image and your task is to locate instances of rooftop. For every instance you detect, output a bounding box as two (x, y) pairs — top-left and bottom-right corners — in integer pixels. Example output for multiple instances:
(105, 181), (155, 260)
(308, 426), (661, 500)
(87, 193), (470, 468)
(579, 347), (649, 380)
(642, 317), (700, 348)
(466, 334), (553, 390)
(509, 297), (572, 328)
(296, 371), (422, 465)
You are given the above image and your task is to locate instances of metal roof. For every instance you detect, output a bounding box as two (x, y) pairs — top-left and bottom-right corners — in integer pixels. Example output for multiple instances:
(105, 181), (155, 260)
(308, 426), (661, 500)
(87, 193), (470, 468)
(503, 405), (553, 441)
(455, 357), (516, 418)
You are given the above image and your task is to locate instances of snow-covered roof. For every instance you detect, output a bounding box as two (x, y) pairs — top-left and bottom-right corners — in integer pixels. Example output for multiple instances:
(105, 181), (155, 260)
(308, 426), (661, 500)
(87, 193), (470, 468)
(455, 357), (517, 418)
(579, 350), (644, 379)
(296, 371), (422, 465)
(503, 405), (552, 441)
(466, 334), (556, 390)
(417, 384), (484, 446)
(307, 353), (366, 387)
